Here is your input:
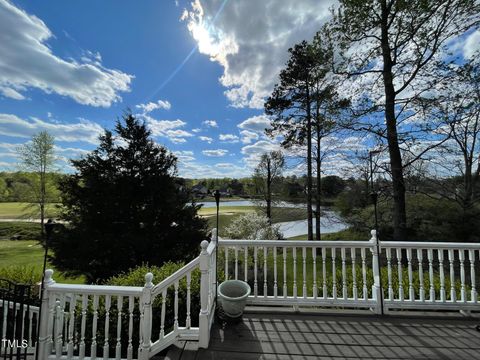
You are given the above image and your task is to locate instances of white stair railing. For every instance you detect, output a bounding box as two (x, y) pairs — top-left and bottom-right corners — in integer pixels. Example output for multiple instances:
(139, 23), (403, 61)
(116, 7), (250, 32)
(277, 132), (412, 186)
(37, 235), (218, 360)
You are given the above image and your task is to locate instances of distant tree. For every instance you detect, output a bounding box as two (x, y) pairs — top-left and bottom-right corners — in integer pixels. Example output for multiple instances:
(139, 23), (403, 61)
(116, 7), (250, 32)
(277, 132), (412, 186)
(50, 114), (207, 282)
(330, 0), (479, 240)
(17, 131), (56, 236)
(253, 151), (285, 222)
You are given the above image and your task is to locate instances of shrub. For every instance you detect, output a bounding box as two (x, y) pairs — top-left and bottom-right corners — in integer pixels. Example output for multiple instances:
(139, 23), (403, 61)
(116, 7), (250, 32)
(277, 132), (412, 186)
(224, 212), (284, 239)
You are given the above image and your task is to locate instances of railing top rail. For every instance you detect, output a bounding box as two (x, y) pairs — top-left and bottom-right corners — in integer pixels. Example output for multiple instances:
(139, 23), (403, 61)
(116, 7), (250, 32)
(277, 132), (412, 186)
(218, 239), (373, 248)
(152, 256), (200, 296)
(48, 283), (143, 296)
(379, 241), (480, 250)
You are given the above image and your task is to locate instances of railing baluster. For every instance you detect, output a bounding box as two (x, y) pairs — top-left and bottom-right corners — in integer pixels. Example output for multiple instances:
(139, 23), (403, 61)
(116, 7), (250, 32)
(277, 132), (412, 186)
(91, 295), (99, 360)
(438, 250), (446, 302)
(283, 247), (287, 298)
(160, 290), (166, 339)
(322, 248), (327, 299)
(264, 247), (268, 298)
(174, 281), (179, 332)
(55, 299), (63, 359)
(186, 272), (192, 329)
(417, 249), (425, 302)
(312, 248), (317, 299)
(332, 248), (337, 300)
(225, 247), (229, 281)
(459, 250), (466, 302)
(386, 248), (393, 300)
(79, 294), (87, 360)
(234, 247), (239, 280)
(351, 248), (357, 301)
(28, 308), (34, 348)
(244, 247), (248, 282)
(254, 247), (258, 297)
(469, 249), (477, 302)
(47, 294), (56, 356)
(103, 295), (111, 360)
(407, 248), (414, 301)
(127, 296), (134, 360)
(361, 248), (367, 300)
(302, 247), (307, 298)
(427, 249), (435, 301)
(448, 249), (456, 302)
(115, 296), (123, 360)
(396, 248), (404, 302)
(273, 246), (278, 298)
(67, 294), (76, 358)
(341, 248), (347, 300)
(293, 247), (297, 298)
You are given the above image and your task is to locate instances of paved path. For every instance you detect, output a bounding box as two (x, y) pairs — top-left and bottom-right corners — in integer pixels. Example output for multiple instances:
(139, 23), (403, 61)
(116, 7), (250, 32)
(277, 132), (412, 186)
(167, 312), (480, 359)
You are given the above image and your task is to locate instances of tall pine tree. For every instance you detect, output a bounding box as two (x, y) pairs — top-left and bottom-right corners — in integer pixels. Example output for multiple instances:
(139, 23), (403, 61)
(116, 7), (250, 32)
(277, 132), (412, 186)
(50, 114), (207, 282)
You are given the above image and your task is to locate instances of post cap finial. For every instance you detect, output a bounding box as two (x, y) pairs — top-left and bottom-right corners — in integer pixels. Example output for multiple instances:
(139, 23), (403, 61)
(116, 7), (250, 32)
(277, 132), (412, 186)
(370, 229), (377, 240)
(200, 240), (209, 251)
(44, 269), (54, 284)
(145, 272), (154, 288)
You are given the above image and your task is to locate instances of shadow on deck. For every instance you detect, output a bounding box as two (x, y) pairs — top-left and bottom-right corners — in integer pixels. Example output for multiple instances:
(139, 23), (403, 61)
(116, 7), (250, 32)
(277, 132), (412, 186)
(165, 311), (480, 359)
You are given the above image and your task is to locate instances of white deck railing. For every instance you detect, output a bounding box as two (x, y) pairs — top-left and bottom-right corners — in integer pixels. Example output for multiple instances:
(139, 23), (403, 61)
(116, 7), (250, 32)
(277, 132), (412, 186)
(217, 230), (480, 313)
(34, 229), (479, 360)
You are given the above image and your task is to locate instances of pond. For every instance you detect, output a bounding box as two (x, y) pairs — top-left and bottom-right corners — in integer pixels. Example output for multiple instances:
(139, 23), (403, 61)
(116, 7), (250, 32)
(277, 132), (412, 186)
(200, 200), (349, 238)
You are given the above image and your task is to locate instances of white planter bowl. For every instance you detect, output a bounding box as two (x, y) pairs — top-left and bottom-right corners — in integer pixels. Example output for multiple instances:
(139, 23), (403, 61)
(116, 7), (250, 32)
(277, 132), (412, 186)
(218, 280), (251, 318)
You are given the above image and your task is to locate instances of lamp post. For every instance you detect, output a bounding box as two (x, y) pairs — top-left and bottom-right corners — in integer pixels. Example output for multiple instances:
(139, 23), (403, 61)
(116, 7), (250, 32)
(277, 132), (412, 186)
(213, 190), (220, 308)
(369, 150), (384, 315)
(35, 219), (55, 360)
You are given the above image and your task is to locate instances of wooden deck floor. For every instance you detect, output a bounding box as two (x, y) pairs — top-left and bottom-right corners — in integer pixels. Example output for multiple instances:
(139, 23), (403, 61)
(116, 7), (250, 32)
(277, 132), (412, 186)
(166, 311), (480, 360)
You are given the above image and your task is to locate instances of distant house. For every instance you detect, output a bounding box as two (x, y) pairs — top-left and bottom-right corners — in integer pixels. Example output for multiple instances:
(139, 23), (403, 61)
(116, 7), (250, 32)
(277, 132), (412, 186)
(192, 183), (208, 197)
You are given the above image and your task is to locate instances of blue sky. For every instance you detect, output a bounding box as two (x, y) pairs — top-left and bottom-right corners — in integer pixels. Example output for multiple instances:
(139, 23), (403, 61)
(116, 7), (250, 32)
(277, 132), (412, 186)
(0, 0), (336, 178)
(1, 0), (478, 178)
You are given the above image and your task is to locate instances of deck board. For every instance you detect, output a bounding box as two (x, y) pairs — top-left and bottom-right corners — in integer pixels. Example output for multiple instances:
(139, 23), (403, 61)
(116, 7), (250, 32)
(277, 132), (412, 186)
(172, 312), (480, 359)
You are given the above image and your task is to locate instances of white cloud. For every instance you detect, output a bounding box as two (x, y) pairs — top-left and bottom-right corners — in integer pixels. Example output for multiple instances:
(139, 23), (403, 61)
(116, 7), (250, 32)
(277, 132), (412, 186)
(202, 120), (218, 128)
(182, 0), (334, 108)
(0, 0), (132, 106)
(136, 100), (171, 113)
(198, 136), (213, 143)
(174, 150), (196, 162)
(240, 130), (259, 144)
(192, 128), (202, 133)
(241, 139), (279, 167)
(463, 29), (480, 59)
(237, 114), (271, 132)
(219, 133), (239, 143)
(202, 149), (228, 157)
(0, 113), (103, 144)
(143, 117), (193, 143)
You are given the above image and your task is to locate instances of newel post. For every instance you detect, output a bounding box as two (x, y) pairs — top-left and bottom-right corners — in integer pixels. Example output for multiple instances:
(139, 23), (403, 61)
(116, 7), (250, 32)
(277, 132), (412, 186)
(370, 230), (384, 315)
(37, 269), (55, 360)
(139, 273), (154, 360)
(198, 240), (211, 348)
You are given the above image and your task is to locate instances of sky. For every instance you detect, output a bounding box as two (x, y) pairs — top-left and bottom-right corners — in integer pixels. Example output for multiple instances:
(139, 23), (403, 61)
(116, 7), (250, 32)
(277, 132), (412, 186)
(0, 0), (336, 178)
(1, 0), (478, 179)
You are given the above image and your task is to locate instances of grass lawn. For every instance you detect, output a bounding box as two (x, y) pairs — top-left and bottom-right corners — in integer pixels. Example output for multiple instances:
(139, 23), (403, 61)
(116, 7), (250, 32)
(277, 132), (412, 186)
(288, 228), (366, 241)
(0, 240), (84, 284)
(0, 202), (60, 219)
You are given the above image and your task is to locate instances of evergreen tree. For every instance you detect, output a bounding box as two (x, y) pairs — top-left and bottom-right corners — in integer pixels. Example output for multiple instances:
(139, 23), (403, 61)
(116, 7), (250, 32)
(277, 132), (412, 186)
(50, 114), (207, 282)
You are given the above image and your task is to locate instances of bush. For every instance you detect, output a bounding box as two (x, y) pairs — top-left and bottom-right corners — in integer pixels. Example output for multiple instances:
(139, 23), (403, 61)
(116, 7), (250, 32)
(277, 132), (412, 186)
(0, 222), (41, 240)
(224, 212), (284, 239)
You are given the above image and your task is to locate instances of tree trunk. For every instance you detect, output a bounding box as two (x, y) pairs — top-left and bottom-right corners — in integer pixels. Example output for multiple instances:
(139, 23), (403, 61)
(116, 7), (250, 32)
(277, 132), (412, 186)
(266, 158), (272, 224)
(381, 0), (407, 241)
(315, 124), (321, 240)
(306, 88), (313, 240)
